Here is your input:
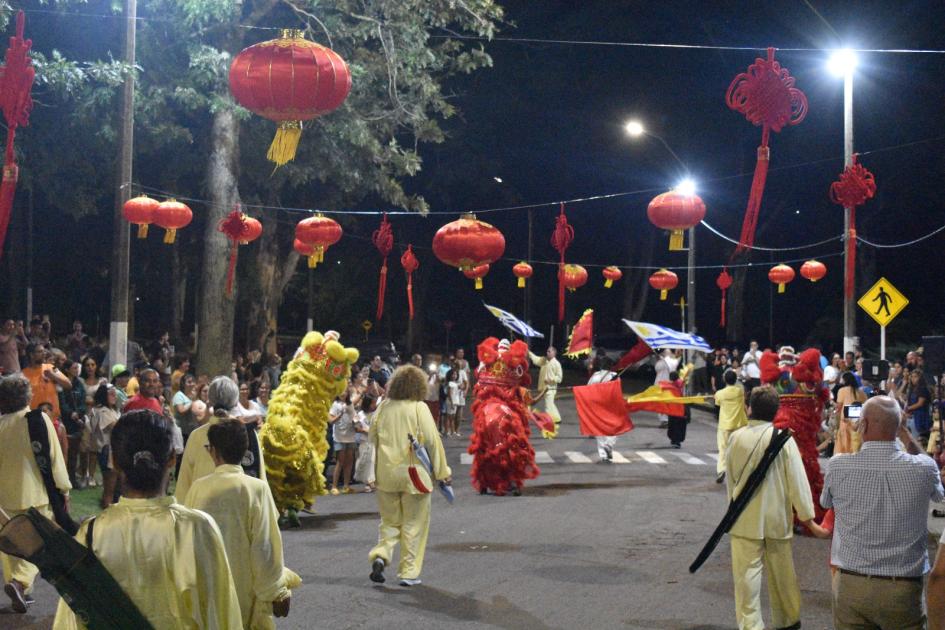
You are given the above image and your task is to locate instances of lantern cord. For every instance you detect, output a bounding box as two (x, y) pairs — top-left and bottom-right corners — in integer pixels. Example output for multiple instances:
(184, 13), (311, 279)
(700, 220), (843, 252)
(855, 224), (945, 248)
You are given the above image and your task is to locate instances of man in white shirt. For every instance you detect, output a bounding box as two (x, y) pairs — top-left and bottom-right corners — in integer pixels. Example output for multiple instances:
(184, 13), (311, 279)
(654, 349), (673, 428)
(741, 341), (762, 393)
(529, 347), (563, 436)
(725, 385), (827, 630)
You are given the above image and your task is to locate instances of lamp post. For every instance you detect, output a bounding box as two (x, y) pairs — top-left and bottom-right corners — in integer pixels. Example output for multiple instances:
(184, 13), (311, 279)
(828, 49), (858, 355)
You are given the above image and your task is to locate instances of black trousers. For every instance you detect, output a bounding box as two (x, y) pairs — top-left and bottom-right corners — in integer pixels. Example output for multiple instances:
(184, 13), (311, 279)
(667, 416), (687, 445)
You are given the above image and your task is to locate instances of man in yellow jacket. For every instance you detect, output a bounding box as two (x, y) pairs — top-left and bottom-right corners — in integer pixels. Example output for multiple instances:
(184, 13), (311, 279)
(0, 375), (71, 613)
(529, 347), (563, 434)
(369, 365), (451, 587)
(713, 369), (748, 484)
(184, 418), (299, 629)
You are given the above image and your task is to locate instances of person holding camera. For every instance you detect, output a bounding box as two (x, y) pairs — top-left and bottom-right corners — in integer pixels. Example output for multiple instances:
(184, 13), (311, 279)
(834, 372), (867, 455)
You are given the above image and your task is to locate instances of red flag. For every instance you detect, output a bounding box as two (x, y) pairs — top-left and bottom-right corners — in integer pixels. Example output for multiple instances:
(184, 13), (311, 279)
(625, 383), (687, 417)
(565, 309), (593, 358)
(574, 380), (634, 436)
(613, 339), (653, 371)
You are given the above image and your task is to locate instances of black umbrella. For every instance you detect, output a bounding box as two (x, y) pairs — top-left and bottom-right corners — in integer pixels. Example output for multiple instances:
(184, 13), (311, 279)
(0, 507), (153, 629)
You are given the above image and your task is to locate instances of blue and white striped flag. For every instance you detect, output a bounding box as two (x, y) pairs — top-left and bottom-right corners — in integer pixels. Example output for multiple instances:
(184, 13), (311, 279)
(622, 320), (712, 353)
(484, 303), (544, 339)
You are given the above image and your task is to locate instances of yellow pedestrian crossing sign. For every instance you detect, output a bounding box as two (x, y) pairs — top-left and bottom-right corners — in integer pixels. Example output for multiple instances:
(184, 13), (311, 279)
(857, 277), (908, 327)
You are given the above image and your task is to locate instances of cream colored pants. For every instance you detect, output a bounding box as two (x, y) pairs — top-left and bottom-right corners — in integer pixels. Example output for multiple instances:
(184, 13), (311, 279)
(542, 390), (560, 423)
(832, 570), (925, 630)
(730, 535), (801, 630)
(717, 428), (737, 475)
(1, 504), (53, 594)
(369, 491), (431, 580)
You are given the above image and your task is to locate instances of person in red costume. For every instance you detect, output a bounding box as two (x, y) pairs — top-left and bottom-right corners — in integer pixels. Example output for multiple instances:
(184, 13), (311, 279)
(759, 347), (830, 522)
(468, 338), (548, 497)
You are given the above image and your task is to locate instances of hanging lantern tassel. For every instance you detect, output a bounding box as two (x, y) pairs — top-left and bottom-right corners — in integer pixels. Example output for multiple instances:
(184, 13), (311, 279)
(401, 245), (419, 320)
(266, 121), (303, 167)
(716, 268), (733, 328)
(829, 154), (875, 300)
(778, 282), (785, 294)
(137, 224), (148, 238)
(308, 252), (318, 269)
(373, 214), (394, 322)
(550, 203), (575, 322)
(163, 229), (177, 244)
(463, 264), (489, 290)
(660, 289), (668, 301)
(517, 277), (525, 289)
(669, 229), (685, 251)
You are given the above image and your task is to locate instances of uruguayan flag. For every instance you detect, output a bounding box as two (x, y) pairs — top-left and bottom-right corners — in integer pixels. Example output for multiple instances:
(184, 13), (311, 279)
(622, 320), (712, 352)
(484, 304), (544, 339)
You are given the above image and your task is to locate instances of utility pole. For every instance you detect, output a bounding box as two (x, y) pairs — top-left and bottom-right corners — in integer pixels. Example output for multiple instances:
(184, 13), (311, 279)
(842, 67), (856, 355)
(108, 0), (136, 370)
(686, 226), (696, 332)
(526, 208), (534, 349)
(306, 267), (314, 332)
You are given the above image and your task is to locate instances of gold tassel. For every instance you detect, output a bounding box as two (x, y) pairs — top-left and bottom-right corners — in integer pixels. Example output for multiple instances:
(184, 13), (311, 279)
(163, 228), (176, 244)
(660, 289), (668, 300)
(778, 283), (785, 294)
(475, 278), (483, 290)
(604, 279), (613, 288)
(308, 255), (317, 269)
(137, 224), (149, 239)
(517, 277), (526, 288)
(267, 121), (303, 167)
(669, 229), (684, 251)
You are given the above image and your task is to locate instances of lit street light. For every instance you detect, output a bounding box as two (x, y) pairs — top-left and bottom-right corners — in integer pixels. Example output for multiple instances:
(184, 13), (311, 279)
(676, 178), (697, 197)
(624, 120), (645, 137)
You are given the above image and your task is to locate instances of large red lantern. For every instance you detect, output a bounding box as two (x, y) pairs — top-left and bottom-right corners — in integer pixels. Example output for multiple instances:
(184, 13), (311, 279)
(122, 194), (159, 239)
(559, 264), (588, 292)
(716, 268), (733, 327)
(218, 208), (263, 296)
(649, 268), (678, 300)
(463, 264), (490, 290)
(512, 261), (533, 288)
(229, 29), (351, 166)
(400, 245), (419, 320)
(153, 199), (192, 244)
(800, 259), (827, 283)
(647, 190), (706, 251)
(432, 213), (505, 272)
(295, 214), (342, 268)
(602, 266), (622, 288)
(768, 264), (795, 293)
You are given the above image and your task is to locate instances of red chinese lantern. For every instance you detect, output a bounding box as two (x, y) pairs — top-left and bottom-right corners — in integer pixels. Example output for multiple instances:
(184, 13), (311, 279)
(229, 29), (351, 166)
(122, 194), (159, 239)
(401, 245), (419, 320)
(649, 268), (678, 301)
(295, 214), (342, 268)
(293, 238), (315, 258)
(716, 268), (733, 327)
(512, 261), (533, 288)
(372, 214), (394, 322)
(559, 264), (588, 292)
(647, 190), (706, 251)
(602, 266), (622, 288)
(726, 47), (808, 254)
(768, 264), (795, 293)
(463, 264), (490, 290)
(800, 259), (827, 283)
(830, 154), (875, 299)
(153, 199), (192, 244)
(432, 213), (505, 275)
(218, 208), (263, 296)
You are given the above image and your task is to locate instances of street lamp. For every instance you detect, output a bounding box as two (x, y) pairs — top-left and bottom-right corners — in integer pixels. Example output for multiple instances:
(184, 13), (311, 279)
(676, 178), (697, 197)
(827, 48), (858, 355)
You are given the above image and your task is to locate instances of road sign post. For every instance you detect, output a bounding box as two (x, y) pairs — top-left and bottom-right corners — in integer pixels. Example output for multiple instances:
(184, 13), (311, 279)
(881, 325), (886, 360)
(857, 277), (907, 361)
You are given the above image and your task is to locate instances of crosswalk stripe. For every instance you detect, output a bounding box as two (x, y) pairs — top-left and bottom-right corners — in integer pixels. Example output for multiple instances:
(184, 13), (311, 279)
(460, 453), (474, 465)
(669, 452), (706, 465)
(636, 451), (667, 464)
(535, 451), (554, 464)
(610, 451), (631, 463)
(706, 453), (719, 461)
(564, 451), (593, 464)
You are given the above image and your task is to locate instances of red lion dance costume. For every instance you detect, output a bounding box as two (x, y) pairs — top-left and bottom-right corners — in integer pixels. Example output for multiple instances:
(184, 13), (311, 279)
(468, 338), (549, 496)
(760, 347), (829, 521)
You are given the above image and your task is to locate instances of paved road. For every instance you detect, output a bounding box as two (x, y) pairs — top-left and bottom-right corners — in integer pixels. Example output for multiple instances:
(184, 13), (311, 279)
(3, 402), (839, 629)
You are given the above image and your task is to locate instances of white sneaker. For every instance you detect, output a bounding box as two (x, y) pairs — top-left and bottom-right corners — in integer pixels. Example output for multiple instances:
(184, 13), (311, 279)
(399, 578), (422, 587)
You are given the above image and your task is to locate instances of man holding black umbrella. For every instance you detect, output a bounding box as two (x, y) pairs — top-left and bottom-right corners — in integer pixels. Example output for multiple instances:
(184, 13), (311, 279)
(0, 375), (71, 613)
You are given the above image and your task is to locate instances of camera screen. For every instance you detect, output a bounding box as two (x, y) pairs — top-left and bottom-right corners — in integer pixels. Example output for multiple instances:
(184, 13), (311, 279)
(845, 404), (862, 420)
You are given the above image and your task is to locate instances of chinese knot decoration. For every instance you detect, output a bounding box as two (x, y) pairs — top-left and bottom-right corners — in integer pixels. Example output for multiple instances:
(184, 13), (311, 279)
(0, 11), (34, 258)
(122, 195), (159, 239)
(559, 264), (588, 292)
(295, 214), (342, 268)
(829, 154), (875, 299)
(513, 261), (533, 288)
(463, 264), (490, 290)
(602, 266), (622, 288)
(432, 213), (505, 288)
(649, 268), (678, 301)
(716, 268), (733, 327)
(229, 29), (351, 166)
(218, 207), (263, 296)
(372, 214), (394, 322)
(647, 190), (705, 251)
(800, 259), (827, 283)
(400, 245), (419, 320)
(768, 263), (795, 293)
(153, 199), (192, 244)
(726, 48), (808, 255)
(550, 203), (575, 321)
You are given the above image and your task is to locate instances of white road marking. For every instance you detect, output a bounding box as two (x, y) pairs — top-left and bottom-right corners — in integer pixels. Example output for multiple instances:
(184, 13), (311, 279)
(636, 451), (667, 464)
(564, 451), (594, 464)
(706, 453), (720, 461)
(535, 451), (554, 464)
(669, 452), (706, 465)
(460, 453), (474, 465)
(610, 451), (631, 463)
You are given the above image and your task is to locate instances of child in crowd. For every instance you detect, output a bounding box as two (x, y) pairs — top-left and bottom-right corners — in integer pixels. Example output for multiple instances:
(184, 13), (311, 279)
(443, 369), (460, 437)
(354, 396), (378, 492)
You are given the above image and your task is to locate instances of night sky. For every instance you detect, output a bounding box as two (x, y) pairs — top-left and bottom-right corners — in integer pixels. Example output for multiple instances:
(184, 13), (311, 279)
(3, 1), (945, 358)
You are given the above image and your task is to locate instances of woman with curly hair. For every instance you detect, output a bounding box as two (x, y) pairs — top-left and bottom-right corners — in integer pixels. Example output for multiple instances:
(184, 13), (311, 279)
(368, 365), (451, 587)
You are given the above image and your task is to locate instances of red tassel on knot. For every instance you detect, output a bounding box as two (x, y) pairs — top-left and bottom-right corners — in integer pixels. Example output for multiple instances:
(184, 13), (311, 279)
(716, 268), (733, 328)
(726, 47), (808, 256)
(218, 206), (262, 296)
(550, 202), (575, 322)
(401, 245), (419, 321)
(373, 214), (394, 322)
(830, 154), (876, 300)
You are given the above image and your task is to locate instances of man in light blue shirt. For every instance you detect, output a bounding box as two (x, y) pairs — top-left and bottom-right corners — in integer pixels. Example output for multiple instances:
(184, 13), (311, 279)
(821, 395), (944, 629)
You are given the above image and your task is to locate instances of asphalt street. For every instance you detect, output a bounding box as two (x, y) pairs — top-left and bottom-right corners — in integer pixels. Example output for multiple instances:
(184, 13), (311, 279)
(3, 401), (841, 629)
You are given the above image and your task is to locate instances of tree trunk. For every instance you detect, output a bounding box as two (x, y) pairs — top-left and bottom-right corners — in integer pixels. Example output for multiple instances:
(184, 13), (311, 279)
(244, 205), (299, 354)
(169, 241), (183, 341)
(196, 108), (240, 377)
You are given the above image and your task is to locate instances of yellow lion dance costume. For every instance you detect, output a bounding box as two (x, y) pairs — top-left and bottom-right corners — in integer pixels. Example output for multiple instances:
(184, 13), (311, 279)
(260, 330), (358, 525)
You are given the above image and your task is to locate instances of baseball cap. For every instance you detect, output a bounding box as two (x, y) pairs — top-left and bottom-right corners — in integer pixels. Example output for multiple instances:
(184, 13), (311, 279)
(111, 363), (130, 379)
